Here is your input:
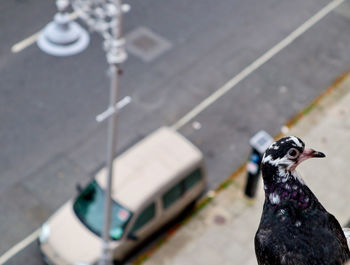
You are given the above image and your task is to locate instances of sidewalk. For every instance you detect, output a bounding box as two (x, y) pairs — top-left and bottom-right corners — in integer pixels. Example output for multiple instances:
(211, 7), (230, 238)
(136, 72), (350, 265)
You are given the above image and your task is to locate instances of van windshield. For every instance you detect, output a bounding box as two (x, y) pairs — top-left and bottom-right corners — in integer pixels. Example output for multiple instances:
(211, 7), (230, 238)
(73, 180), (132, 240)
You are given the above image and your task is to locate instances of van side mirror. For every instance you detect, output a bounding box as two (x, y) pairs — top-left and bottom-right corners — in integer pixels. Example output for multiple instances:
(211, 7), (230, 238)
(127, 233), (138, 241)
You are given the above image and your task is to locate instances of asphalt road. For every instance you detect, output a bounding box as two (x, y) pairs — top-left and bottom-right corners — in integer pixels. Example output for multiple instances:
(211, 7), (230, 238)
(2, 0), (350, 264)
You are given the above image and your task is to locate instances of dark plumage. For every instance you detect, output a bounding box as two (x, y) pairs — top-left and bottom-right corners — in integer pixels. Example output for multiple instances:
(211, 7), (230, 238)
(255, 136), (350, 265)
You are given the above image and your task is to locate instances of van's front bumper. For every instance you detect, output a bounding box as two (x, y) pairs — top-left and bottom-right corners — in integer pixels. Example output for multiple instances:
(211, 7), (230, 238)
(38, 240), (69, 265)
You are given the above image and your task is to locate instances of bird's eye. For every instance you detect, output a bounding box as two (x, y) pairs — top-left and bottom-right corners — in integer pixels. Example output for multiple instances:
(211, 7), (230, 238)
(287, 148), (299, 159)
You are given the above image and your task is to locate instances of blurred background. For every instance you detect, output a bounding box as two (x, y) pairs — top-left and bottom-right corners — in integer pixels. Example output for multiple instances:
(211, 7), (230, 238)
(1, 0), (350, 264)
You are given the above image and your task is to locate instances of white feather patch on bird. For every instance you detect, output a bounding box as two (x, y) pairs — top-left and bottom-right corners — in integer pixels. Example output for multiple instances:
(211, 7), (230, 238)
(285, 184), (291, 190)
(343, 228), (350, 250)
(278, 168), (289, 183)
(263, 155), (287, 166)
(269, 193), (280, 204)
(287, 136), (303, 147)
(270, 142), (280, 150)
(292, 171), (305, 185)
(295, 221), (302, 227)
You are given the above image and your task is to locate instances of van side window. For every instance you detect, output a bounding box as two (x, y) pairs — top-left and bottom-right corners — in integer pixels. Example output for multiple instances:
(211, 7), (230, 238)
(162, 168), (202, 209)
(131, 203), (155, 233)
(162, 182), (183, 209)
(184, 168), (202, 191)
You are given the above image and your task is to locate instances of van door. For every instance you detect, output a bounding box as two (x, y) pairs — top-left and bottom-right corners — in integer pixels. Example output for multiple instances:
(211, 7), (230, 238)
(117, 201), (160, 259)
(160, 178), (186, 226)
(182, 168), (204, 204)
(160, 168), (204, 225)
(130, 202), (157, 238)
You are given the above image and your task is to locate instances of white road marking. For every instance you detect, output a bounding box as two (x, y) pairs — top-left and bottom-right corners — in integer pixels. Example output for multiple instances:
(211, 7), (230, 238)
(11, 32), (40, 53)
(171, 0), (344, 130)
(0, 228), (40, 265)
(11, 12), (78, 53)
(1, 0), (345, 263)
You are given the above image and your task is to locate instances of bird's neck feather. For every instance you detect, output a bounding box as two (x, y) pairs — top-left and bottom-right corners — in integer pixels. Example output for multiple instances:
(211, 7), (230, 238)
(262, 164), (313, 209)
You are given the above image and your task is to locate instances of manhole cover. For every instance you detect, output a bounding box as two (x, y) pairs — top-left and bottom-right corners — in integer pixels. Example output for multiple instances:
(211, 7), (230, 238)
(125, 27), (172, 62)
(132, 35), (158, 52)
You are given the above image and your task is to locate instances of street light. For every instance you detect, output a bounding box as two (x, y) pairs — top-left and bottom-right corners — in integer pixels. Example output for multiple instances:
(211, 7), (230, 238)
(71, 1), (130, 265)
(38, 0), (130, 264)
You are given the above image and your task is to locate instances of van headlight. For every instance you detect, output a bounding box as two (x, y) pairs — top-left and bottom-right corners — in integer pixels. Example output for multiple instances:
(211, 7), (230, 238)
(39, 222), (50, 243)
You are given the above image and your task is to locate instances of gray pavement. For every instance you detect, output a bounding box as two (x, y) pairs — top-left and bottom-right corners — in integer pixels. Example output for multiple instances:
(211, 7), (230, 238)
(139, 74), (350, 265)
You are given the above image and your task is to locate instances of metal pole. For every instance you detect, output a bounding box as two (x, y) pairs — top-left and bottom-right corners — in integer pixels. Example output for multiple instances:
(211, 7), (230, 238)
(99, 1), (125, 265)
(38, 0), (129, 263)
(98, 64), (120, 265)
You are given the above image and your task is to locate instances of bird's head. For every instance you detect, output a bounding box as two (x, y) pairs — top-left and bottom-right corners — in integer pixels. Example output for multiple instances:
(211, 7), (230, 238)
(261, 136), (325, 183)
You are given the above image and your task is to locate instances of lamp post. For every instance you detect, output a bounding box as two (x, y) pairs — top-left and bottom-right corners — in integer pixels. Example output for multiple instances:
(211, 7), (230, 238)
(98, 10), (127, 265)
(39, 1), (130, 264)
(71, 1), (129, 264)
(98, 57), (124, 265)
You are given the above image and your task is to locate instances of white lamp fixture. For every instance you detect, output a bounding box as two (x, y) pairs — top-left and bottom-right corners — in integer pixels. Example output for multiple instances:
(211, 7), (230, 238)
(37, 0), (90, 56)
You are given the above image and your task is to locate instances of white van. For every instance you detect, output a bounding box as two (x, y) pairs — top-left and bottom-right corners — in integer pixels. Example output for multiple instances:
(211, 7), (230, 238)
(39, 127), (206, 265)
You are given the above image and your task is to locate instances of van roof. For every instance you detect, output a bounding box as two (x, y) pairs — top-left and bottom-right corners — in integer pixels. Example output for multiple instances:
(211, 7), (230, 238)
(95, 127), (203, 211)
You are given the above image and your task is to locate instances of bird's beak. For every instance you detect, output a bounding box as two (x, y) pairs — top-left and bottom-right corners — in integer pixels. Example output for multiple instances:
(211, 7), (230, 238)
(299, 148), (326, 162)
(289, 148), (325, 171)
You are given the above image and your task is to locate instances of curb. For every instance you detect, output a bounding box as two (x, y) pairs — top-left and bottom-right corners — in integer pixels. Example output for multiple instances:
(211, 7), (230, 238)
(132, 70), (350, 265)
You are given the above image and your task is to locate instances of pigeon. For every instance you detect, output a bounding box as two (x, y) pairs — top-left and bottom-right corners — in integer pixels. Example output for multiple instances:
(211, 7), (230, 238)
(255, 136), (350, 265)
